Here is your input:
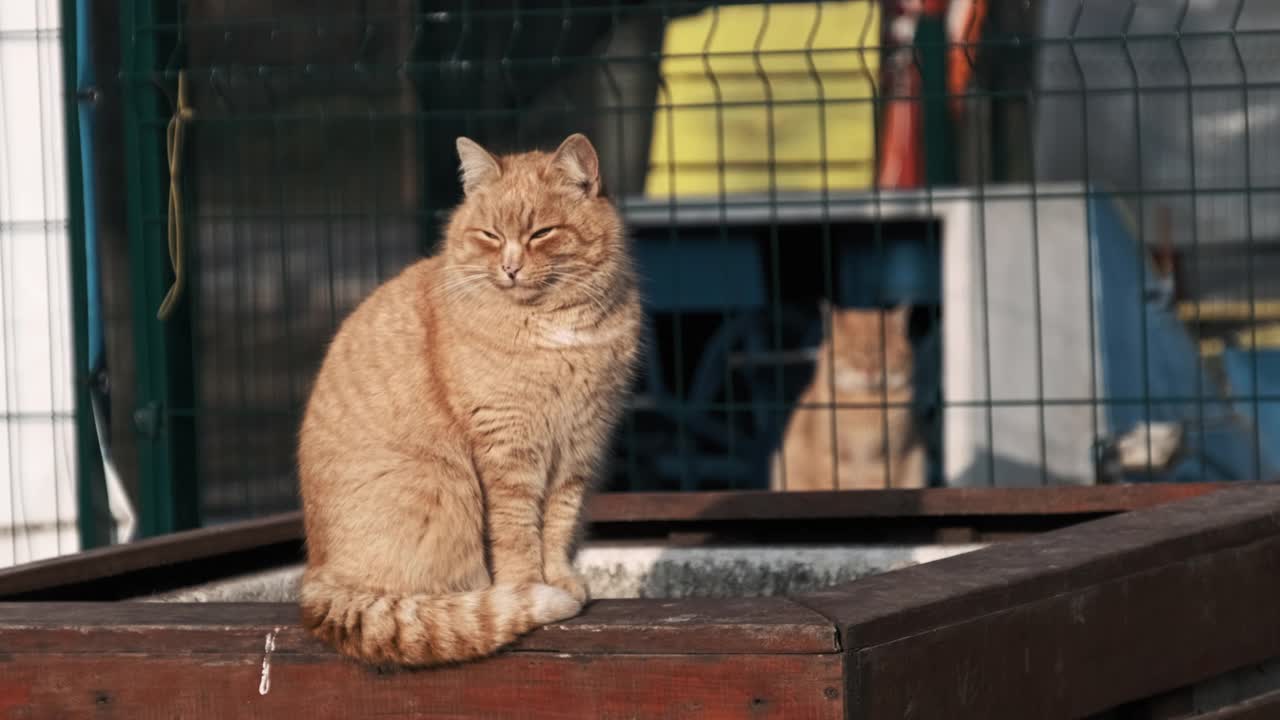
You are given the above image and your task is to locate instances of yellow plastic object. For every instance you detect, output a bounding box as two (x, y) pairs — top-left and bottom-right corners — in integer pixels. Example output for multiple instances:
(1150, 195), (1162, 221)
(645, 2), (880, 197)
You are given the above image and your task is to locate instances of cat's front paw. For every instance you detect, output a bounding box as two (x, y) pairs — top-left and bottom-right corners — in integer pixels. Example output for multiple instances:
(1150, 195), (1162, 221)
(545, 569), (589, 604)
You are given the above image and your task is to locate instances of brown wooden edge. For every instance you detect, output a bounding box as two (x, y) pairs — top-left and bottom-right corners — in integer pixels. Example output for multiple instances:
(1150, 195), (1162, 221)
(793, 485), (1280, 720)
(0, 598), (844, 718)
(588, 483), (1226, 522)
(0, 595), (838, 656)
(0, 650), (844, 718)
(0, 483), (1226, 600)
(0, 483), (1268, 718)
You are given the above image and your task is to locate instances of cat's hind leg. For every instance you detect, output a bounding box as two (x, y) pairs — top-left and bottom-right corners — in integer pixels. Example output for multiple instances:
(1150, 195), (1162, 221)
(311, 452), (490, 595)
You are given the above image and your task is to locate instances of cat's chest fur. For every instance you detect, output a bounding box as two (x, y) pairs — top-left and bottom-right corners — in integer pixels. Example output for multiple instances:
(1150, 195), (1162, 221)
(452, 305), (640, 455)
(532, 334), (631, 420)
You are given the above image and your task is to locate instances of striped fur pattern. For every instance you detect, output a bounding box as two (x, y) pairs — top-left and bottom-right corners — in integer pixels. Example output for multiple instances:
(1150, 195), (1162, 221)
(298, 134), (642, 667)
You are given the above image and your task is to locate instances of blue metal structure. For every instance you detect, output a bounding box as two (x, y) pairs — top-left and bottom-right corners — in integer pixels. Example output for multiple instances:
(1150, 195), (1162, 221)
(1090, 195), (1272, 483)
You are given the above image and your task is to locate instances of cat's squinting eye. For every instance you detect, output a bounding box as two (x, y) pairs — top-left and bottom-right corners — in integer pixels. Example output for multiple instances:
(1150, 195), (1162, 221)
(480, 230), (499, 241)
(530, 227), (555, 241)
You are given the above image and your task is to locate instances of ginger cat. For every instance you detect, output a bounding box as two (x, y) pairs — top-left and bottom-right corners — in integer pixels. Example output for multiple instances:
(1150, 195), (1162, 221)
(770, 303), (926, 491)
(297, 134), (642, 667)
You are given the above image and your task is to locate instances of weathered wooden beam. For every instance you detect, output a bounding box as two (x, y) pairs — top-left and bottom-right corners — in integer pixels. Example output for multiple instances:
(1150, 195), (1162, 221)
(0, 484), (1226, 601)
(0, 596), (838, 656)
(588, 484), (1226, 522)
(0, 598), (843, 718)
(794, 485), (1280, 720)
(0, 653), (844, 718)
(0, 486), (1273, 718)
(0, 511), (303, 600)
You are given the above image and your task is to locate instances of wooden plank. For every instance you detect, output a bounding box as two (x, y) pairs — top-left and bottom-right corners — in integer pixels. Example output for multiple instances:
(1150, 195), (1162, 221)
(0, 652), (844, 719)
(0, 596), (838, 656)
(0, 485), (1217, 601)
(796, 485), (1280, 648)
(587, 484), (1226, 523)
(791, 486), (1280, 720)
(522, 597), (839, 654)
(0, 512), (304, 599)
(849, 535), (1280, 719)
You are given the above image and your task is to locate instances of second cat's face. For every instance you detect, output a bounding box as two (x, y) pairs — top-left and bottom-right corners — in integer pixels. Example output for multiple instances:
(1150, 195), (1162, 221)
(827, 305), (914, 393)
(443, 134), (625, 306)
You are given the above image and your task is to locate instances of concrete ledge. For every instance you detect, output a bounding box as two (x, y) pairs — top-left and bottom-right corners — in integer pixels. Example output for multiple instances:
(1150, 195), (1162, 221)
(141, 543), (985, 602)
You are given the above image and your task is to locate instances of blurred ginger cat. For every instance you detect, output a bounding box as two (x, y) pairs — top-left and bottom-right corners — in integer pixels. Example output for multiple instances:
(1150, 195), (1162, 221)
(771, 303), (925, 491)
(297, 134), (642, 667)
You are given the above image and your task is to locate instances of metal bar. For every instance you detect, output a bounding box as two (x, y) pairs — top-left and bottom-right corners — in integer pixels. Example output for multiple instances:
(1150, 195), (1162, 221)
(120, 0), (199, 537)
(62, 0), (108, 550)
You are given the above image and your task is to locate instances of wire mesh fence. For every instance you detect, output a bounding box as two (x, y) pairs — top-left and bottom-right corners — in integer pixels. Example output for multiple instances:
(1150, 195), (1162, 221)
(48, 0), (1280, 539)
(0, 1), (83, 565)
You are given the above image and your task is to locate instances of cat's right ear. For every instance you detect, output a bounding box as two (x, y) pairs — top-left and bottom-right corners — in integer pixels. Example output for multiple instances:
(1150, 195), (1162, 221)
(456, 137), (501, 196)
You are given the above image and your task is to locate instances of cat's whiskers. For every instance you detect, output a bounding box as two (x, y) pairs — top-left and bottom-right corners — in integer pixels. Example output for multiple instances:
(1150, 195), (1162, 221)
(434, 272), (489, 297)
(432, 270), (491, 304)
(540, 269), (611, 319)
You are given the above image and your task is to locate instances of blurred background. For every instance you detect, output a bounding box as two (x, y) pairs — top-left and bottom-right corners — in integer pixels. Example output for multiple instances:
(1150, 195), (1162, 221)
(2, 0), (1278, 564)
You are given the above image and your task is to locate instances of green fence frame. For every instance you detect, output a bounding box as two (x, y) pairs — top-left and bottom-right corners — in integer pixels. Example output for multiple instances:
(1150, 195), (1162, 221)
(62, 0), (106, 550)
(120, 0), (200, 537)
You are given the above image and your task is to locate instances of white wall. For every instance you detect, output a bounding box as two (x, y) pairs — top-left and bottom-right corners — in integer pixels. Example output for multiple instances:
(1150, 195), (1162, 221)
(0, 0), (80, 564)
(942, 187), (1101, 487)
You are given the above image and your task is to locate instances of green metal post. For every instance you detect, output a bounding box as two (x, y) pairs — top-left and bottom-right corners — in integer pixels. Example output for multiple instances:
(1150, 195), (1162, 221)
(916, 13), (956, 186)
(120, 0), (200, 537)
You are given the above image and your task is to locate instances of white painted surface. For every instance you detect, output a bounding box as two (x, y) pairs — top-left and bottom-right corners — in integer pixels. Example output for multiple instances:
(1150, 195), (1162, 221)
(0, 0), (80, 565)
(943, 187), (1102, 487)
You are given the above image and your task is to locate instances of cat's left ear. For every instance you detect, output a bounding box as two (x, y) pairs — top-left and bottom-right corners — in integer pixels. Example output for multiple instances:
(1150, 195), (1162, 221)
(456, 137), (502, 196)
(551, 133), (601, 198)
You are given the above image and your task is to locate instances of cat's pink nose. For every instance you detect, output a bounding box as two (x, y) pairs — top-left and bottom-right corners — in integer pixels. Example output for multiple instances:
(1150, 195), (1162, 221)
(502, 264), (520, 280)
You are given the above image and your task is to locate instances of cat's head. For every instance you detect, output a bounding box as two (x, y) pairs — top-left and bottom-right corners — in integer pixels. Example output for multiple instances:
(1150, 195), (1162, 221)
(441, 133), (626, 306)
(823, 303), (914, 393)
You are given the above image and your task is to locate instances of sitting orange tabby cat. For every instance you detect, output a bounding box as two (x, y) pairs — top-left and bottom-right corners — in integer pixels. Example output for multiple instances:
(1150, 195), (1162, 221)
(297, 134), (642, 667)
(770, 303), (925, 491)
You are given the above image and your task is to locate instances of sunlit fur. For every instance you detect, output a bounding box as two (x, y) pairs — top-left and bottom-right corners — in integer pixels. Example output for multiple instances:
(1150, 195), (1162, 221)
(770, 304), (925, 491)
(297, 134), (642, 667)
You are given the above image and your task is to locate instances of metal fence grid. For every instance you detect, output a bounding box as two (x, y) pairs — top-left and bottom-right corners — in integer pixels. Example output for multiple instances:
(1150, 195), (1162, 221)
(0, 0), (88, 565)
(79, 0), (1280, 537)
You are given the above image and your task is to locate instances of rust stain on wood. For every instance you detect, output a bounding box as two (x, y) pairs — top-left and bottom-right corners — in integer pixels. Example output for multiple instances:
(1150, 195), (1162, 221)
(0, 680), (31, 713)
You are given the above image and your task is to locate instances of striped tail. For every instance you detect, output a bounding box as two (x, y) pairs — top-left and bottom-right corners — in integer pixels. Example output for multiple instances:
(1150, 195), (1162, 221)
(299, 569), (582, 667)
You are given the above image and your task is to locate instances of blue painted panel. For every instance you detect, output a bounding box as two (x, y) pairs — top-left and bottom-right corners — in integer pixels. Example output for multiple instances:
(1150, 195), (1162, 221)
(76, 0), (102, 372)
(633, 234), (764, 312)
(837, 234), (941, 307)
(1222, 349), (1280, 477)
(1090, 194), (1263, 482)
